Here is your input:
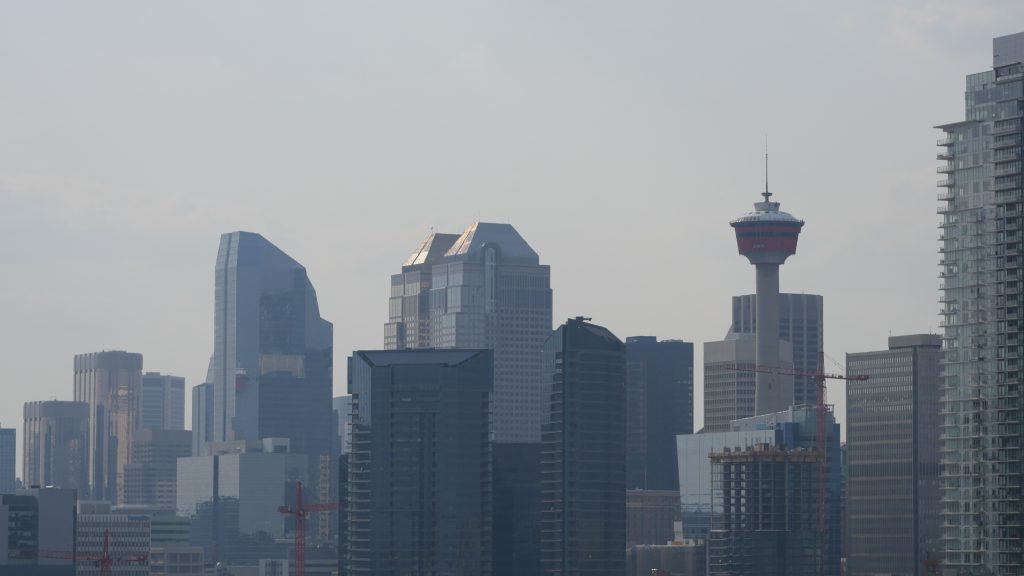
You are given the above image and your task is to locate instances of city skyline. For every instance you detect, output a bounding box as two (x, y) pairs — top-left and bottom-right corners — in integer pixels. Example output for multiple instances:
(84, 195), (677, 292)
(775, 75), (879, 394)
(3, 3), (1023, 481)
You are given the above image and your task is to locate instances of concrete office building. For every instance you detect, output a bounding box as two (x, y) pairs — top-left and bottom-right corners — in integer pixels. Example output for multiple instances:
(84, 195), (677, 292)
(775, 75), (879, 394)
(76, 501), (150, 576)
(540, 317), (627, 576)
(190, 383), (213, 456)
(141, 372), (185, 431)
(123, 428), (191, 511)
(729, 189), (805, 416)
(22, 401), (89, 492)
(0, 487), (76, 576)
(206, 232), (333, 458)
(0, 426), (16, 494)
(625, 336), (694, 491)
(344, 349), (494, 576)
(703, 333), (793, 433)
(74, 350), (144, 502)
(176, 438), (307, 563)
(845, 335), (942, 576)
(731, 293), (824, 407)
(936, 31), (1024, 574)
(626, 489), (680, 546)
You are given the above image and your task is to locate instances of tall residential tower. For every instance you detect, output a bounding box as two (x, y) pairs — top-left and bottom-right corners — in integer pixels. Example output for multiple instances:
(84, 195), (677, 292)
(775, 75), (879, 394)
(937, 32), (1024, 574)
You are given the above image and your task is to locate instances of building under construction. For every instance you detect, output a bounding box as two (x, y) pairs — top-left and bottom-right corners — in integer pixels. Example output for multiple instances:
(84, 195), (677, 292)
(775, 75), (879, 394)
(707, 443), (821, 576)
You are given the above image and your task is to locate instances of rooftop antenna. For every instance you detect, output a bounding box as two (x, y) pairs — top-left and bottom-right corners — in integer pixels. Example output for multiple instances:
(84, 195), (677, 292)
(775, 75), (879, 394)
(762, 136), (772, 203)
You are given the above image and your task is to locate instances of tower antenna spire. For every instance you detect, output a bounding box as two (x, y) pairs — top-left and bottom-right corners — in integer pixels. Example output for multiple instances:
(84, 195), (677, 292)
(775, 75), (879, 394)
(763, 137), (772, 203)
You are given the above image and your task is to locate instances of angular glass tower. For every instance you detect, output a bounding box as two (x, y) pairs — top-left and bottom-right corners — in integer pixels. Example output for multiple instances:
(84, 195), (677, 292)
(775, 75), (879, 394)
(937, 32), (1024, 574)
(207, 232), (333, 457)
(385, 232), (459, 350)
(344, 349), (494, 576)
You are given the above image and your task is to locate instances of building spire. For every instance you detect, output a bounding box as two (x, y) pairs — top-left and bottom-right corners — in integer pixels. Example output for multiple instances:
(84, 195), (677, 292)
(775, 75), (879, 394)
(763, 140), (772, 203)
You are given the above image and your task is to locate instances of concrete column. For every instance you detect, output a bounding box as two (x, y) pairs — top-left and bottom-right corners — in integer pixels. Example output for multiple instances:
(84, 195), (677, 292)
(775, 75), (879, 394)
(754, 264), (791, 415)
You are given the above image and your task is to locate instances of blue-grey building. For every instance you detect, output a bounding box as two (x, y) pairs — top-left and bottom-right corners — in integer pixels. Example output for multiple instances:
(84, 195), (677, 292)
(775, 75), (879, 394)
(206, 231), (333, 458)
(625, 336), (693, 491)
(344, 349), (494, 576)
(0, 487), (76, 576)
(0, 427), (17, 494)
(332, 395), (351, 456)
(190, 383), (213, 456)
(140, 372), (185, 431)
(540, 317), (627, 576)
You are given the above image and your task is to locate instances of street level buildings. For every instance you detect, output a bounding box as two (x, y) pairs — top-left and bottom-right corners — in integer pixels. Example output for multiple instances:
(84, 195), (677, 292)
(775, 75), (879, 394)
(140, 372), (185, 431)
(937, 31), (1024, 574)
(22, 401), (89, 493)
(540, 317), (627, 576)
(73, 350), (143, 502)
(625, 336), (694, 491)
(846, 334), (942, 576)
(344, 349), (494, 576)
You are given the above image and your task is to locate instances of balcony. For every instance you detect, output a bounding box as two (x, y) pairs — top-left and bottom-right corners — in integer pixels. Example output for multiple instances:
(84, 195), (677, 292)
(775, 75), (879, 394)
(939, 178), (956, 187)
(938, 164), (956, 173)
(939, 151), (954, 160)
(939, 190), (956, 201)
(938, 135), (956, 146)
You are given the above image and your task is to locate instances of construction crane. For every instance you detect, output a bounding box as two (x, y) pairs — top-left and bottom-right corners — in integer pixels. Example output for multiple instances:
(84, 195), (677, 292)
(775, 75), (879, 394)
(13, 528), (148, 576)
(278, 480), (339, 576)
(729, 352), (868, 576)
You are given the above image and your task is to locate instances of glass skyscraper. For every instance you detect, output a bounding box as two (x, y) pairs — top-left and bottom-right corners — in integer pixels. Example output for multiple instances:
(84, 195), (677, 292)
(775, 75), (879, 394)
(344, 349), (494, 576)
(206, 231), (333, 457)
(937, 32), (1024, 574)
(140, 372), (185, 431)
(846, 335), (942, 576)
(22, 400), (89, 493)
(540, 317), (627, 576)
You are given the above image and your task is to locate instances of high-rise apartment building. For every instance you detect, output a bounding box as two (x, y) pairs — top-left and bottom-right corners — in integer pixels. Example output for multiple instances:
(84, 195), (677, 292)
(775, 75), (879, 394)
(22, 401), (89, 492)
(937, 31), (1024, 574)
(384, 232), (460, 350)
(625, 336), (693, 490)
(846, 334), (942, 576)
(190, 383), (213, 456)
(332, 395), (351, 455)
(123, 428), (191, 511)
(207, 231), (333, 457)
(73, 350), (143, 502)
(344, 349), (494, 576)
(702, 333), (793, 433)
(140, 372), (185, 431)
(540, 317), (627, 576)
(0, 427), (16, 494)
(731, 293), (823, 407)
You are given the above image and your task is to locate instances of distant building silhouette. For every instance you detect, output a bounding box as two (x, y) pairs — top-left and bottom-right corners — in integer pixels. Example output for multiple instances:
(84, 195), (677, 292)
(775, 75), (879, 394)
(190, 383), (213, 456)
(22, 400), (89, 492)
(0, 426), (15, 494)
(140, 372), (185, 431)
(702, 333), (793, 433)
(625, 336), (693, 490)
(73, 350), (143, 502)
(344, 349), (494, 576)
(124, 428), (191, 512)
(540, 317), (626, 576)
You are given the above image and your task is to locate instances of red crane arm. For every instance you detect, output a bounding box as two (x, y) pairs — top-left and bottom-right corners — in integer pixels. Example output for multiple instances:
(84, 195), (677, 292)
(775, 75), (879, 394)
(725, 362), (868, 381)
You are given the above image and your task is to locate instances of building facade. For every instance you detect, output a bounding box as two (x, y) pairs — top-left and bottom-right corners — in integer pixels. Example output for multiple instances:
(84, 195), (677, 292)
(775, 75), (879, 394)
(22, 401), (89, 492)
(190, 383), (213, 456)
(123, 428), (191, 511)
(625, 336), (694, 490)
(332, 395), (351, 456)
(937, 31), (1024, 574)
(731, 293), (824, 407)
(73, 350), (144, 502)
(540, 317), (627, 576)
(846, 334), (942, 576)
(0, 427), (16, 494)
(702, 333), (793, 433)
(384, 232), (460, 350)
(344, 349), (494, 576)
(0, 488), (76, 576)
(140, 372), (185, 431)
(76, 501), (150, 576)
(206, 231), (333, 457)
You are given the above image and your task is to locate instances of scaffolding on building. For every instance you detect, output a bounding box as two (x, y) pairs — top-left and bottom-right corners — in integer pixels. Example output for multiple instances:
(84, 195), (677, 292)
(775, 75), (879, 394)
(707, 444), (822, 576)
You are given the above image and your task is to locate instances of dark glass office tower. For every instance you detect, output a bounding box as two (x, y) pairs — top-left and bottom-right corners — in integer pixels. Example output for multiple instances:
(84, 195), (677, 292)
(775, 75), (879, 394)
(540, 317), (626, 576)
(140, 372), (185, 431)
(207, 231), (333, 456)
(846, 335), (942, 576)
(0, 427), (15, 494)
(344, 349), (493, 576)
(625, 336), (693, 491)
(22, 401), (89, 492)
(937, 32), (1024, 574)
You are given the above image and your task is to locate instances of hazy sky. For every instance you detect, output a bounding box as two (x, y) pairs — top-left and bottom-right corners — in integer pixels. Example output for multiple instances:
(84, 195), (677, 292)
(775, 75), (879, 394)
(3, 1), (1023, 478)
